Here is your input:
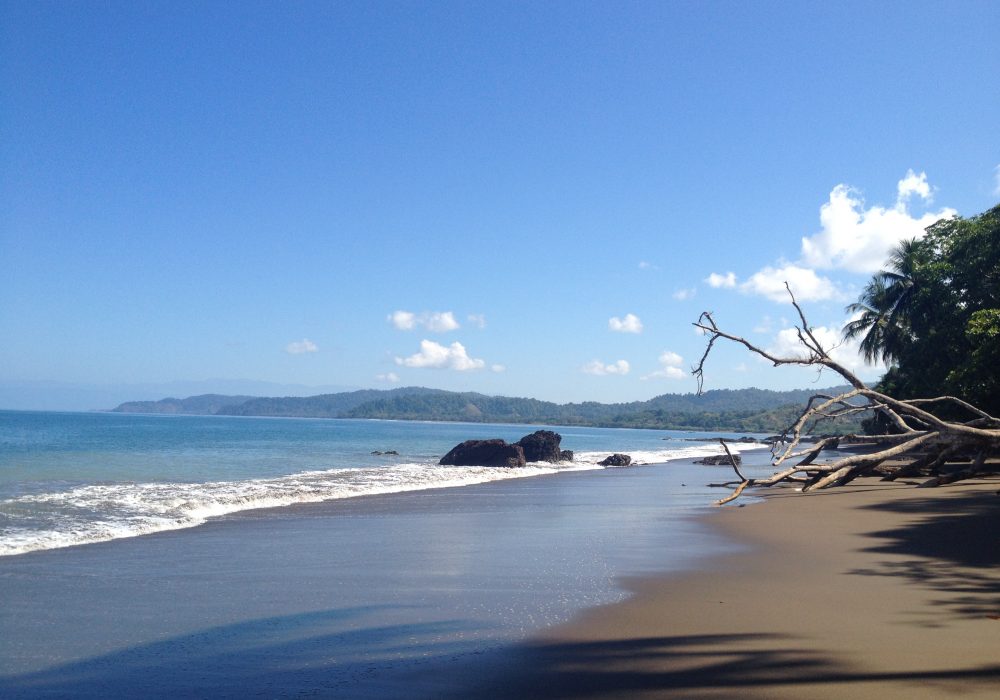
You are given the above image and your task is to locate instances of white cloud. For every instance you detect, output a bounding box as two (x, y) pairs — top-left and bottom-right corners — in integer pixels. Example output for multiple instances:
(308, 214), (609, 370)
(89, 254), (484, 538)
(896, 168), (932, 203)
(388, 310), (460, 332)
(376, 372), (400, 383)
(424, 311), (460, 332)
(641, 350), (686, 380)
(490, 364), (506, 373)
(672, 287), (696, 301)
(705, 272), (737, 288)
(388, 311), (417, 330)
(285, 339), (318, 354)
(638, 261), (658, 271)
(704, 173), (957, 311)
(767, 324), (885, 376)
(467, 314), (487, 329)
(800, 174), (956, 273)
(582, 359), (630, 376)
(659, 350), (683, 367)
(608, 313), (643, 333)
(394, 340), (485, 371)
(740, 264), (844, 303)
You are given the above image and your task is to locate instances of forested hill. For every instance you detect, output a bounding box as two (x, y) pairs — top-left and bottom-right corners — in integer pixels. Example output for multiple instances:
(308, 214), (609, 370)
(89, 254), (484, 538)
(110, 394), (258, 415)
(111, 385), (858, 432)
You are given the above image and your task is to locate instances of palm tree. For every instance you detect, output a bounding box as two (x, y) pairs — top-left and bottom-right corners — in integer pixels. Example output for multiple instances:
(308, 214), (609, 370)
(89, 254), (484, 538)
(842, 238), (921, 364)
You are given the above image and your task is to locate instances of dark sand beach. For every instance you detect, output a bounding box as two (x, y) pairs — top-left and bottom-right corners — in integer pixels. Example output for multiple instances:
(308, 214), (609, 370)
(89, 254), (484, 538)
(451, 476), (1000, 699)
(3, 457), (997, 699)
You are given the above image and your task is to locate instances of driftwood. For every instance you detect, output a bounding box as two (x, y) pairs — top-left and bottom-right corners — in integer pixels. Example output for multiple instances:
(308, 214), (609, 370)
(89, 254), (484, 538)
(695, 284), (1000, 505)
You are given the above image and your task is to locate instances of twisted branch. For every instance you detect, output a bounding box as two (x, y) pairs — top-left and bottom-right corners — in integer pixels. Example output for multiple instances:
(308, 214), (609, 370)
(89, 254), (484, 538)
(694, 284), (1000, 503)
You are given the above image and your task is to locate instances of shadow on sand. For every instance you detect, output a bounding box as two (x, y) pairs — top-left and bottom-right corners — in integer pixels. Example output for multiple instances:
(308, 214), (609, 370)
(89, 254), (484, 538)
(449, 482), (1000, 698)
(447, 633), (1000, 699)
(849, 482), (1000, 624)
(0, 605), (499, 699)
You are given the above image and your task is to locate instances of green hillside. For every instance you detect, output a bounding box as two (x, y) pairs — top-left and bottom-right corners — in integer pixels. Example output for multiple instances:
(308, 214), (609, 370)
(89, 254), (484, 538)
(112, 385), (863, 433)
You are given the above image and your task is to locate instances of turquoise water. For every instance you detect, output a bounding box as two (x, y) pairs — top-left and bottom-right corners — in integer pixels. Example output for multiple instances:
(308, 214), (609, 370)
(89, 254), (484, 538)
(0, 410), (762, 556)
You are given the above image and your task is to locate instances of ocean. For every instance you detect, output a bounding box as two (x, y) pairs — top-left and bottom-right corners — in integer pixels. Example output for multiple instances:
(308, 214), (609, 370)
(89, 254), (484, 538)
(0, 410), (760, 557)
(0, 410), (769, 697)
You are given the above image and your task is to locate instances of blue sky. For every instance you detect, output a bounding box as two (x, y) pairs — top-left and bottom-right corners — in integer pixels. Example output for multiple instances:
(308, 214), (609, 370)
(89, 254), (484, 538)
(2, 1), (998, 409)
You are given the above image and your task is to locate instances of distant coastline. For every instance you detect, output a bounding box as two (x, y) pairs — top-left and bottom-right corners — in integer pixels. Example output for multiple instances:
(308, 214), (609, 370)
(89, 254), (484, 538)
(109, 385), (862, 434)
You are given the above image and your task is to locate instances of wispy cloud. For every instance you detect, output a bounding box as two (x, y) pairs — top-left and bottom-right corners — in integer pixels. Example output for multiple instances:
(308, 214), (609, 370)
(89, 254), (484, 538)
(641, 350), (686, 380)
(467, 313), (487, 329)
(740, 264), (844, 303)
(638, 261), (658, 271)
(672, 287), (696, 301)
(705, 272), (737, 288)
(388, 310), (460, 332)
(582, 359), (630, 376)
(286, 339), (318, 354)
(388, 311), (416, 330)
(753, 316), (774, 334)
(395, 340), (485, 371)
(608, 313), (643, 334)
(375, 372), (400, 383)
(491, 363), (506, 373)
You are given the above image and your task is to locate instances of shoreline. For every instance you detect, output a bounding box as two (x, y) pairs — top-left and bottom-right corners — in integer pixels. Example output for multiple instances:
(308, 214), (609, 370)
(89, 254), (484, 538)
(5, 446), (995, 698)
(447, 476), (1000, 698)
(0, 456), (735, 698)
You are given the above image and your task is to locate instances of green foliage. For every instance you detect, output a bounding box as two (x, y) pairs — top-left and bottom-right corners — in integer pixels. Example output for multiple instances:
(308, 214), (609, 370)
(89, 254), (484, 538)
(842, 238), (922, 364)
(339, 386), (859, 433)
(849, 202), (1000, 417)
(115, 385), (861, 433)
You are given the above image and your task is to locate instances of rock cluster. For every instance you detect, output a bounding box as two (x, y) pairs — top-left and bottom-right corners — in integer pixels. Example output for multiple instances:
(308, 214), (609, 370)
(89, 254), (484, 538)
(439, 430), (572, 467)
(598, 453), (632, 467)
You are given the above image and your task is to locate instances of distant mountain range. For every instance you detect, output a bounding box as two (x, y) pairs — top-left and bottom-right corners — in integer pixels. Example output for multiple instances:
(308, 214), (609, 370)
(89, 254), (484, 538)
(110, 385), (862, 433)
(0, 379), (358, 412)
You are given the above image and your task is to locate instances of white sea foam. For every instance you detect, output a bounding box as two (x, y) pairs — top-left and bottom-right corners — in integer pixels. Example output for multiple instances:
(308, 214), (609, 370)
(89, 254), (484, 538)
(0, 443), (763, 557)
(573, 441), (763, 467)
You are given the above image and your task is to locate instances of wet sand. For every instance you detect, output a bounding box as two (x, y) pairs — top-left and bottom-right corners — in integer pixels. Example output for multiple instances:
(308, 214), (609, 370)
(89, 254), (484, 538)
(451, 476), (1000, 698)
(0, 457), (739, 699)
(5, 455), (996, 699)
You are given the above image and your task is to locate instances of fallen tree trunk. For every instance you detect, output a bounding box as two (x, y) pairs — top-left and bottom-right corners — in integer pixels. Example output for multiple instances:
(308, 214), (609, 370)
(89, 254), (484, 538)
(695, 284), (1000, 504)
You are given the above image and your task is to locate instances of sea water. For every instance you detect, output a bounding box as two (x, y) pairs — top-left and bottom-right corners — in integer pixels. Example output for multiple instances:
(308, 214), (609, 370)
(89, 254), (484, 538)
(0, 410), (758, 557)
(1, 410), (775, 695)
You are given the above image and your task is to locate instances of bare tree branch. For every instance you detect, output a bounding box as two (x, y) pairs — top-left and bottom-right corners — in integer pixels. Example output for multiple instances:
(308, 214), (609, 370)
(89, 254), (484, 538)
(693, 284), (1000, 503)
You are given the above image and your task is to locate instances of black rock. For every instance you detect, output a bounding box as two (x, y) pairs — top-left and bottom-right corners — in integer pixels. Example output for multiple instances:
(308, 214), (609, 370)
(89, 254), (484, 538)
(516, 430), (564, 463)
(598, 453), (632, 467)
(559, 449), (574, 462)
(695, 454), (742, 466)
(439, 439), (526, 468)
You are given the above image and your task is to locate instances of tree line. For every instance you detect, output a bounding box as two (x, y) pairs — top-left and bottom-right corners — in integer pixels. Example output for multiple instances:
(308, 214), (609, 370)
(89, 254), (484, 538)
(844, 203), (999, 426)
